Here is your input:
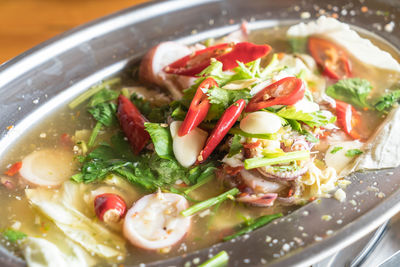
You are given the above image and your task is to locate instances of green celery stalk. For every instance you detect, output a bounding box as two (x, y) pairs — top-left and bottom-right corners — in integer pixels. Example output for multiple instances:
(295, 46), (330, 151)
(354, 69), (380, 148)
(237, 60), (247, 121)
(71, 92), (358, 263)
(229, 128), (276, 140)
(87, 122), (102, 148)
(223, 213), (283, 241)
(181, 188), (239, 217)
(68, 77), (120, 109)
(199, 251), (229, 267)
(184, 168), (216, 194)
(244, 150), (310, 170)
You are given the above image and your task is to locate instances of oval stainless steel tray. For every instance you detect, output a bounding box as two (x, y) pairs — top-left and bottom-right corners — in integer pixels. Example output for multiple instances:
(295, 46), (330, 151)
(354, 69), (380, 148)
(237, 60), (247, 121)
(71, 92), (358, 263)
(1, 0), (400, 266)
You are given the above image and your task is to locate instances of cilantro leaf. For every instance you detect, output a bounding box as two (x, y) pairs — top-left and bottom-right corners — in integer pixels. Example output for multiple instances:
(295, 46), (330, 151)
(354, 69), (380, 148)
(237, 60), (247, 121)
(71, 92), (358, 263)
(277, 107), (336, 127)
(144, 123), (174, 160)
(88, 88), (118, 107)
(228, 135), (243, 158)
(87, 102), (117, 127)
(345, 149), (363, 157)
(198, 60), (232, 85)
(2, 229), (27, 243)
(374, 90), (400, 112)
(330, 147), (343, 154)
(326, 78), (372, 109)
(130, 93), (152, 116)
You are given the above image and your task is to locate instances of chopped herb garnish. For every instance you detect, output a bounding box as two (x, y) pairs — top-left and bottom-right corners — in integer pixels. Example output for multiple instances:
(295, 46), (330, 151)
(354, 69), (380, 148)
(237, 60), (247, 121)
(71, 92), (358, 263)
(2, 229), (27, 243)
(228, 135), (243, 158)
(374, 90), (400, 112)
(277, 107), (336, 128)
(330, 147), (343, 154)
(345, 149), (363, 157)
(326, 78), (372, 109)
(223, 213), (283, 241)
(198, 251), (229, 267)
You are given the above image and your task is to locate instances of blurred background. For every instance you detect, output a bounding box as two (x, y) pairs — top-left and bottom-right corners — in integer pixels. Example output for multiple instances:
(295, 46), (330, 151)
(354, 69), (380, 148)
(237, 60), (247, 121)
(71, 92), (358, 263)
(0, 0), (150, 63)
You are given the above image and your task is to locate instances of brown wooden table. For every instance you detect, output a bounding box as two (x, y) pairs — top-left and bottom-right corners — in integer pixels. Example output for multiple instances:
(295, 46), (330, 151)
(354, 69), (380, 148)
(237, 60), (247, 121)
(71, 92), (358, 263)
(0, 0), (150, 63)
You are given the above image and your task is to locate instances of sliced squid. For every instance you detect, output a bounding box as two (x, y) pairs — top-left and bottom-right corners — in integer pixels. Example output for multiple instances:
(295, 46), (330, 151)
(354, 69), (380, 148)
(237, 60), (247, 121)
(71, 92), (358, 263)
(139, 42), (193, 99)
(123, 192), (191, 250)
(19, 149), (75, 187)
(239, 169), (286, 194)
(170, 121), (208, 167)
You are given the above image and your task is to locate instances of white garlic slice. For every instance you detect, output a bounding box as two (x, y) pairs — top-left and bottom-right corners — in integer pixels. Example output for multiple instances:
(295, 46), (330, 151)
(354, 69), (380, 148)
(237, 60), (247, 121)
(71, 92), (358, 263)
(240, 111), (282, 134)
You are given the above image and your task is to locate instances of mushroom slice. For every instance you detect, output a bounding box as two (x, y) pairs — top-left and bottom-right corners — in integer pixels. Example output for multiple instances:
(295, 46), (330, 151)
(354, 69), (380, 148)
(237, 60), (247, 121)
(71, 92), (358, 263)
(19, 149), (75, 187)
(139, 42), (193, 99)
(123, 192), (191, 250)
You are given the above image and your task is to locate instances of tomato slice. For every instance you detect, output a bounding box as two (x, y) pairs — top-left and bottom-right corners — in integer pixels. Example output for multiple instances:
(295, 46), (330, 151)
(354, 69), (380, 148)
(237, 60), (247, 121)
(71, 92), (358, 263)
(335, 100), (362, 140)
(245, 77), (305, 112)
(178, 77), (217, 136)
(308, 37), (352, 80)
(164, 42), (271, 76)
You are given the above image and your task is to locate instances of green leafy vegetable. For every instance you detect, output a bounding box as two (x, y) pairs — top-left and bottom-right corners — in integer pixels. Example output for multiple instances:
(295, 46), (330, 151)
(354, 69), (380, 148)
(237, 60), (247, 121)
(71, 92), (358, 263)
(171, 105), (187, 120)
(326, 78), (372, 109)
(2, 229), (27, 242)
(288, 37), (308, 53)
(228, 135), (243, 158)
(277, 107), (336, 127)
(181, 188), (240, 217)
(87, 103), (117, 127)
(374, 90), (400, 112)
(330, 147), (343, 154)
(68, 77), (121, 109)
(130, 93), (152, 116)
(144, 123), (174, 160)
(199, 251), (229, 267)
(345, 149), (363, 157)
(184, 166), (217, 194)
(88, 88), (119, 107)
(223, 213), (283, 241)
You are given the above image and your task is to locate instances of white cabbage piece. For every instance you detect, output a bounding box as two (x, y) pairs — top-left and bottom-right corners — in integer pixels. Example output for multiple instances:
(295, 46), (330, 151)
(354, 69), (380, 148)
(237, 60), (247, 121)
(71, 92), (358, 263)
(25, 181), (126, 259)
(23, 237), (93, 267)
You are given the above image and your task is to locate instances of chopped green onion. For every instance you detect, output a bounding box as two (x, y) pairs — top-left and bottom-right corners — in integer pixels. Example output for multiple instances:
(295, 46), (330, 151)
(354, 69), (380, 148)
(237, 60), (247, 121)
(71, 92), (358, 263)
(223, 213), (283, 241)
(262, 148), (285, 158)
(345, 149), (363, 157)
(181, 188), (239, 217)
(68, 78), (120, 109)
(184, 168), (216, 194)
(244, 150), (310, 170)
(2, 229), (27, 243)
(330, 147), (343, 154)
(199, 251), (229, 267)
(87, 122), (102, 148)
(229, 128), (276, 140)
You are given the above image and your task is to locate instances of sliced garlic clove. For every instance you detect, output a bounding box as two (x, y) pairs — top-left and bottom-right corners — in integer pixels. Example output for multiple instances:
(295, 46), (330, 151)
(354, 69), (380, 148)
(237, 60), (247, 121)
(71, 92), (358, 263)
(170, 121), (208, 168)
(292, 97), (320, 113)
(240, 111), (282, 134)
(123, 192), (190, 250)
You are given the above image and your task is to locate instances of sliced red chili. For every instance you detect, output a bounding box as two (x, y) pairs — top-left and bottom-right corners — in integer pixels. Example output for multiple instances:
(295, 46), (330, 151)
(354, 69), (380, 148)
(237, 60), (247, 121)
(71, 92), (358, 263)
(117, 95), (150, 154)
(178, 77), (217, 136)
(198, 99), (246, 163)
(245, 77), (305, 112)
(4, 161), (22, 176)
(94, 193), (127, 223)
(165, 42), (271, 76)
(335, 100), (362, 140)
(308, 37), (352, 80)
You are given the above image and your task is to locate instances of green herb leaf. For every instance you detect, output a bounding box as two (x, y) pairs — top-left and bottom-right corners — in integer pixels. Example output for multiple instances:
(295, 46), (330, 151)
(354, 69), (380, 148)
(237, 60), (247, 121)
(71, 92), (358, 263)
(2, 229), (27, 243)
(374, 90), (400, 112)
(228, 135), (243, 158)
(345, 149), (363, 157)
(144, 123), (174, 160)
(87, 102), (117, 127)
(277, 107), (336, 127)
(198, 60), (232, 85)
(130, 93), (152, 117)
(330, 147), (343, 154)
(326, 78), (372, 109)
(88, 88), (119, 107)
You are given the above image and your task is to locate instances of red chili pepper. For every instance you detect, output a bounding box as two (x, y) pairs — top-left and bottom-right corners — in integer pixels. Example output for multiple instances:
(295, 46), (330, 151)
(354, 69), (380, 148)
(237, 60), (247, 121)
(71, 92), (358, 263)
(117, 95), (150, 154)
(335, 100), (362, 140)
(164, 42), (271, 76)
(178, 77), (217, 136)
(198, 99), (246, 163)
(94, 193), (127, 223)
(245, 77), (305, 112)
(308, 37), (352, 80)
(243, 140), (261, 149)
(4, 161), (22, 177)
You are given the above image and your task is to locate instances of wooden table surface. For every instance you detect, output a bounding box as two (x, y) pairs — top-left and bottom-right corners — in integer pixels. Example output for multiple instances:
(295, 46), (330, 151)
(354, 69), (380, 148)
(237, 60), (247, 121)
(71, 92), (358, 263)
(0, 0), (150, 64)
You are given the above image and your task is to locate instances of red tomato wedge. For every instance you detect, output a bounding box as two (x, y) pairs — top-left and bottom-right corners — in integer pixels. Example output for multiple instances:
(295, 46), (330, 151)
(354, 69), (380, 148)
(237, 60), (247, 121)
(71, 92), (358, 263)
(117, 95), (150, 154)
(178, 77), (217, 136)
(245, 77), (305, 112)
(164, 42), (271, 76)
(308, 37), (352, 80)
(335, 100), (362, 140)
